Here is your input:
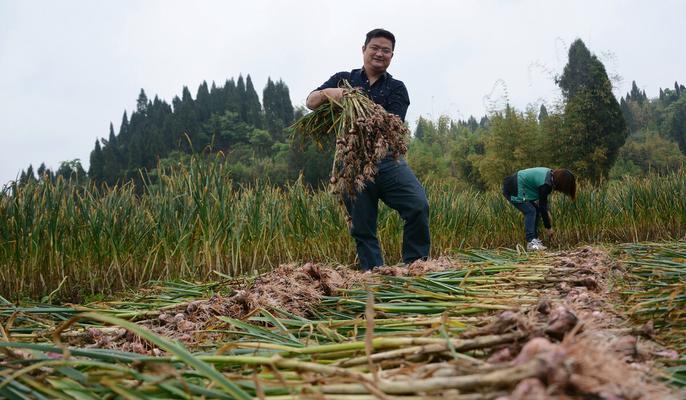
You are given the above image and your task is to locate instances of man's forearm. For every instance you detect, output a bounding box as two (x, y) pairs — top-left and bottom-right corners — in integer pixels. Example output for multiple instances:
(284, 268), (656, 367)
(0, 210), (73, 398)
(306, 90), (327, 110)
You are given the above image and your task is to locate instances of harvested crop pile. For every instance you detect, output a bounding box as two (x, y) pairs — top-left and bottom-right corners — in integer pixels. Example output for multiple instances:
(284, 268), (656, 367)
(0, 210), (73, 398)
(291, 80), (410, 200)
(3, 245), (684, 398)
(70, 262), (371, 352)
(375, 256), (458, 276)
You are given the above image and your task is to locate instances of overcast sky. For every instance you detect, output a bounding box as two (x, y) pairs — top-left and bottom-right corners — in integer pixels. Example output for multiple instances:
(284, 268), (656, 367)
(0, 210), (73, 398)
(1, 0), (684, 186)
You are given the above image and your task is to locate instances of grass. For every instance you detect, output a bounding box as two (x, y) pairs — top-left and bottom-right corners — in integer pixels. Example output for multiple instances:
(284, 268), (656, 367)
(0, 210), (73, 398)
(1, 154), (685, 301)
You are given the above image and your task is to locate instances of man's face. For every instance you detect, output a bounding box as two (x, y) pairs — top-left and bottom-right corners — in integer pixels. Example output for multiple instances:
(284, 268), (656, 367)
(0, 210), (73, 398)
(362, 37), (394, 74)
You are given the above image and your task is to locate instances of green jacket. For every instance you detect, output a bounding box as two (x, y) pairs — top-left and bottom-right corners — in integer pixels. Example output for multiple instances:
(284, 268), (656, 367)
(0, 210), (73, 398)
(509, 167), (552, 203)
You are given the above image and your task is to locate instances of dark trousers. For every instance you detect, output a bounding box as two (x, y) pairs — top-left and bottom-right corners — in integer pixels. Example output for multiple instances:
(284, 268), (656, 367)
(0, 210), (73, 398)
(509, 200), (541, 242)
(344, 158), (430, 270)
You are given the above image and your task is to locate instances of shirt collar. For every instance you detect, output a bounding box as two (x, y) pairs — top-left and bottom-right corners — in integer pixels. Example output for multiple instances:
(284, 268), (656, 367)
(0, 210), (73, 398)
(360, 67), (389, 83)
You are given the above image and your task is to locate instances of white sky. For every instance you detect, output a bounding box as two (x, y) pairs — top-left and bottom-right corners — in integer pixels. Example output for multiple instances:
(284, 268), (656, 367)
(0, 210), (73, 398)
(1, 0), (684, 186)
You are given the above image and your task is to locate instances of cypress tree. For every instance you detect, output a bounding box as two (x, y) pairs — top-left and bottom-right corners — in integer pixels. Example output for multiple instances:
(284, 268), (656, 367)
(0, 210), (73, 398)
(664, 95), (686, 154)
(237, 75), (248, 122)
(89, 139), (105, 183)
(25, 165), (36, 183)
(263, 78), (294, 141)
(620, 97), (634, 134)
(100, 122), (121, 181)
(196, 81), (211, 121)
(37, 163), (47, 179)
(538, 104), (549, 123)
(245, 75), (263, 128)
(119, 111), (130, 143)
(19, 169), (28, 186)
(136, 89), (149, 115)
(630, 81), (643, 104)
(557, 39), (627, 182)
(108, 122), (117, 146)
(224, 78), (239, 113)
(209, 81), (223, 115)
(174, 86), (201, 150)
(467, 116), (478, 132)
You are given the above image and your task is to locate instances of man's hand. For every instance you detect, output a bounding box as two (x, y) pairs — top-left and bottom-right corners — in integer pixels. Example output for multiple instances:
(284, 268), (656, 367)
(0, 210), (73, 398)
(306, 88), (345, 110)
(321, 88), (345, 101)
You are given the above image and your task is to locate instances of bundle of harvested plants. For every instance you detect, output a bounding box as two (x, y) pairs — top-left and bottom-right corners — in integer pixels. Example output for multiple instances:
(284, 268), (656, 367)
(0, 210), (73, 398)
(291, 80), (410, 199)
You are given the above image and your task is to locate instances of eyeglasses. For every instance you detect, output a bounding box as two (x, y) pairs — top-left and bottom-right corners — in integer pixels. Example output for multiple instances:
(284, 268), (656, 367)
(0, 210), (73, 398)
(366, 45), (393, 56)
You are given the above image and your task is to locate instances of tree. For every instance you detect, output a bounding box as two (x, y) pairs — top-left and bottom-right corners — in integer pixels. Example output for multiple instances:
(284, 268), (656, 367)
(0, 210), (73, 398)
(263, 78), (294, 142)
(88, 139), (105, 183)
(21, 165), (37, 185)
(195, 81), (211, 121)
(118, 111), (130, 143)
(538, 104), (549, 123)
(136, 89), (149, 115)
(237, 75), (247, 122)
(470, 106), (542, 188)
(663, 95), (686, 154)
(37, 163), (47, 179)
(466, 116), (479, 132)
(55, 159), (86, 183)
(102, 122), (122, 184)
(556, 39), (627, 182)
(244, 75), (263, 128)
(610, 132), (686, 178)
(629, 81), (645, 104)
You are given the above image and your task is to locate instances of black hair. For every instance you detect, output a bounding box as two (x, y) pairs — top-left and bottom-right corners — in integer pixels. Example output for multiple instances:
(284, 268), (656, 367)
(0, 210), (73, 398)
(364, 28), (396, 50)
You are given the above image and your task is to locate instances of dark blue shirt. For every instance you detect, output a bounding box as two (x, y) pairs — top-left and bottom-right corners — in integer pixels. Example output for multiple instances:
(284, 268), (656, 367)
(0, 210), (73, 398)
(315, 68), (410, 121)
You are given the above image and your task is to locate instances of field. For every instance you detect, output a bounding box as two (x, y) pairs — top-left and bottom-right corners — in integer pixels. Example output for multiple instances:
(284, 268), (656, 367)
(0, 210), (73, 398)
(1, 165), (686, 398)
(1, 159), (685, 301)
(1, 244), (686, 397)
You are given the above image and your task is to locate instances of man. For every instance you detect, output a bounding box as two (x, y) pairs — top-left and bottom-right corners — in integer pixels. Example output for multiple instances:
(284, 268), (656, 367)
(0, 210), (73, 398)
(502, 167), (577, 251)
(306, 28), (430, 271)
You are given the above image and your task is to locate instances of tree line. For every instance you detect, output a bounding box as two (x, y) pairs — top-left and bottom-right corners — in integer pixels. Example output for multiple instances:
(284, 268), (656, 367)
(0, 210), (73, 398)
(407, 39), (685, 189)
(14, 39), (686, 191)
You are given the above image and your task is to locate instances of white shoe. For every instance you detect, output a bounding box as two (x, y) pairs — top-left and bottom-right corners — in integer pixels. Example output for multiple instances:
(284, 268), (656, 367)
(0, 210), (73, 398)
(526, 238), (547, 251)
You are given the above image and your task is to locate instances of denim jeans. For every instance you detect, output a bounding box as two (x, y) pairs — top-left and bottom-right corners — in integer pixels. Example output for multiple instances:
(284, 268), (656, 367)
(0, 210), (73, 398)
(510, 201), (541, 242)
(344, 158), (430, 270)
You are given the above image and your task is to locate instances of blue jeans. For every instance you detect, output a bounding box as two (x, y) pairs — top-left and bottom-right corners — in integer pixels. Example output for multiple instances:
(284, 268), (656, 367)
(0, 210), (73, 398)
(344, 158), (430, 270)
(509, 201), (541, 242)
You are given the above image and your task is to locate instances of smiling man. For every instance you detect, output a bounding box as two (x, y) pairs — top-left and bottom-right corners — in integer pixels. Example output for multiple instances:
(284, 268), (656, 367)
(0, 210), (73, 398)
(306, 28), (430, 271)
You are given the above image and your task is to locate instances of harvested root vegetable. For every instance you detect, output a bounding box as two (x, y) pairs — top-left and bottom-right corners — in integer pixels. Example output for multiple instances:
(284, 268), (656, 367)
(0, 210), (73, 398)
(545, 305), (579, 339)
(290, 80), (410, 200)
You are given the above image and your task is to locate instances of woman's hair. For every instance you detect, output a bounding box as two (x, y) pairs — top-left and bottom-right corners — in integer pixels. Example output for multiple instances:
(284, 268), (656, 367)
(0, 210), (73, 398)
(552, 168), (576, 200)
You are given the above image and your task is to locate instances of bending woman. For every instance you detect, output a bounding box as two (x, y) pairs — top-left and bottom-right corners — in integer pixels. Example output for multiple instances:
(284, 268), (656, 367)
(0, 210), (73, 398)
(502, 167), (576, 251)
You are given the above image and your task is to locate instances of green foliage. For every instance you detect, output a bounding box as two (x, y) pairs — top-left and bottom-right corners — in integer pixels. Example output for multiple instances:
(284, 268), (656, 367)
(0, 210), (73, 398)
(263, 78), (295, 142)
(610, 132), (686, 178)
(538, 104), (548, 123)
(557, 39), (627, 182)
(55, 159), (86, 183)
(662, 93), (686, 153)
(406, 116), (484, 189)
(2, 158), (685, 300)
(470, 106), (544, 188)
